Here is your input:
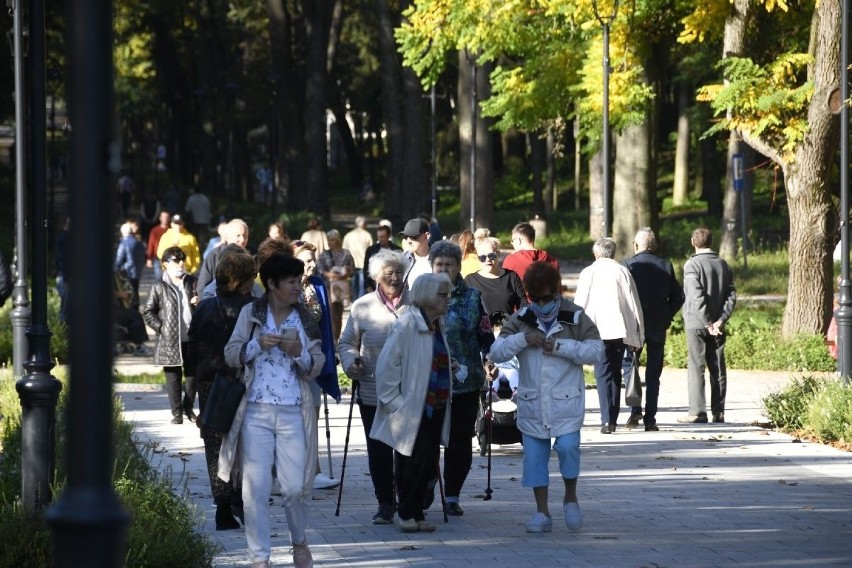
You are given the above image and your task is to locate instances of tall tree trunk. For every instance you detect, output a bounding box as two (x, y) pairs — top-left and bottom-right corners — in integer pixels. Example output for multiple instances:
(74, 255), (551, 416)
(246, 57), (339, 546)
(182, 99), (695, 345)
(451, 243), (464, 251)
(530, 132), (545, 215)
(719, 0), (750, 258)
(375, 0), (404, 224)
(458, 52), (493, 230)
(672, 83), (690, 206)
(267, 0), (306, 209)
(612, 120), (653, 259)
(304, 0), (332, 216)
(546, 128), (556, 213)
(574, 118), (582, 211)
(401, 66), (429, 218)
(720, 141), (754, 259)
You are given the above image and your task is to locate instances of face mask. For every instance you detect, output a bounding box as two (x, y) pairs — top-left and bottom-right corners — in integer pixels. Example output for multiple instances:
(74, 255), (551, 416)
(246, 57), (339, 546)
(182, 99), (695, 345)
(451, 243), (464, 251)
(529, 299), (559, 321)
(172, 268), (186, 278)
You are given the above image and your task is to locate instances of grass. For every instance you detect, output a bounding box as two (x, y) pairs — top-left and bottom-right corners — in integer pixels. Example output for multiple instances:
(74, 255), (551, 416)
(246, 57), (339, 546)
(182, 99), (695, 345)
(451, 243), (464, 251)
(0, 368), (216, 566)
(763, 376), (852, 448)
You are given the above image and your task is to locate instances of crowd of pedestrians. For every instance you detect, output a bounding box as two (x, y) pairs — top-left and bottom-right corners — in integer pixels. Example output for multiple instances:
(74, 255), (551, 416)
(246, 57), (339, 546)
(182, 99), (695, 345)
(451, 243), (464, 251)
(96, 189), (745, 567)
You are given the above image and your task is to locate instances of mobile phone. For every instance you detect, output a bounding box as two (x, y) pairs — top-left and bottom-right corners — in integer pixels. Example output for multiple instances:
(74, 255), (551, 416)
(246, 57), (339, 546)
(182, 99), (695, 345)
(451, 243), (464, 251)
(281, 327), (299, 340)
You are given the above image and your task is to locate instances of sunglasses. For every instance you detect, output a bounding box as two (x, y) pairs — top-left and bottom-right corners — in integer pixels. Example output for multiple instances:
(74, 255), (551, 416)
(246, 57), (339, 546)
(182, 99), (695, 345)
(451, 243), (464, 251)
(528, 294), (556, 303)
(291, 240), (307, 248)
(164, 256), (185, 263)
(478, 252), (498, 262)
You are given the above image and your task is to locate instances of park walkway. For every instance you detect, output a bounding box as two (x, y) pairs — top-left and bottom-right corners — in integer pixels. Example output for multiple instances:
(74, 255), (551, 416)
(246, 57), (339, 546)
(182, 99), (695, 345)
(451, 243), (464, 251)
(116, 363), (852, 568)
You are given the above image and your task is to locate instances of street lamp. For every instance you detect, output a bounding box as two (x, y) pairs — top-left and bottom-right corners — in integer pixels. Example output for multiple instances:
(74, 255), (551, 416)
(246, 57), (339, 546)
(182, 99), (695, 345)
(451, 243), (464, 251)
(592, 0), (619, 238)
(8, 0), (31, 380)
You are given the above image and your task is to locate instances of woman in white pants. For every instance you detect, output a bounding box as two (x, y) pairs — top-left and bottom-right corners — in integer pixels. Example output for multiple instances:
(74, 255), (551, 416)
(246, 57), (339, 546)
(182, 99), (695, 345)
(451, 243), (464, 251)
(220, 253), (325, 568)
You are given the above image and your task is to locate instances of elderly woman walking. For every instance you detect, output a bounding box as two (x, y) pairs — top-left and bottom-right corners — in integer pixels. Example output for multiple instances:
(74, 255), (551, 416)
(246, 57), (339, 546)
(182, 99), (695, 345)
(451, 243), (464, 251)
(338, 249), (407, 524)
(490, 262), (604, 533)
(429, 240), (494, 516)
(371, 273), (454, 533)
(219, 253), (325, 568)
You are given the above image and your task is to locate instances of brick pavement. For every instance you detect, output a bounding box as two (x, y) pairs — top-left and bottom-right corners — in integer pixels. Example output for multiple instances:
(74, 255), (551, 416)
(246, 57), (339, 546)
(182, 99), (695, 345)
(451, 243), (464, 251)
(117, 367), (852, 568)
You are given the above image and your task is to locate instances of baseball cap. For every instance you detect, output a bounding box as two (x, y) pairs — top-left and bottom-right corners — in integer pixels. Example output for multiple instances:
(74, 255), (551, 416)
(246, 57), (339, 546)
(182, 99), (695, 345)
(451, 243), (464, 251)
(171, 214), (184, 224)
(399, 219), (428, 238)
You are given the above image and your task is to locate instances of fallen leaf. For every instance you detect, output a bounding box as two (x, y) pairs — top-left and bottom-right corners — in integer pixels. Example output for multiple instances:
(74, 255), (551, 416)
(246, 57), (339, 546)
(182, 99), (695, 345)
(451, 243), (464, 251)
(400, 545), (421, 550)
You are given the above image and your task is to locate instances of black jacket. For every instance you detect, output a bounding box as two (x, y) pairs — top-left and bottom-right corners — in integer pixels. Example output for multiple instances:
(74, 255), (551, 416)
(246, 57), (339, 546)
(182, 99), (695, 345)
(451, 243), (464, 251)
(623, 250), (685, 342)
(0, 250), (11, 307)
(187, 293), (254, 384)
(143, 275), (198, 367)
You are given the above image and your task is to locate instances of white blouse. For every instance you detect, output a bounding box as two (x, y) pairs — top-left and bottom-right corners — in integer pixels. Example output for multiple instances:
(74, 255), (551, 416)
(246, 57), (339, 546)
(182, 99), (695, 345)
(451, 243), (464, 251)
(244, 308), (312, 405)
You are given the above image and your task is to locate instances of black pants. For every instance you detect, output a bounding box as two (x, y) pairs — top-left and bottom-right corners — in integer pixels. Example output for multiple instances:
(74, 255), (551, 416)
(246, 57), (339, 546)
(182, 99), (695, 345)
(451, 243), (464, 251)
(443, 391), (480, 498)
(631, 339), (665, 425)
(359, 403), (395, 505)
(198, 379), (241, 506)
(164, 342), (195, 417)
(395, 408), (445, 522)
(595, 339), (626, 425)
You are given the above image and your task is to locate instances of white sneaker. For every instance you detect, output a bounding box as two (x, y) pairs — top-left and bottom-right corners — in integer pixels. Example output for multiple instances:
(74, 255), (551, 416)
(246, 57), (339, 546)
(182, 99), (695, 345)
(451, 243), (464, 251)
(314, 473), (340, 489)
(564, 502), (583, 530)
(525, 512), (553, 533)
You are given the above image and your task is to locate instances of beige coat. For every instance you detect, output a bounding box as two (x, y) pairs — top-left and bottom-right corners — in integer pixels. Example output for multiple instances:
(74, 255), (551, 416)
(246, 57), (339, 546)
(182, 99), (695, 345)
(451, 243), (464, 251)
(217, 298), (325, 498)
(369, 306), (452, 456)
(573, 257), (645, 349)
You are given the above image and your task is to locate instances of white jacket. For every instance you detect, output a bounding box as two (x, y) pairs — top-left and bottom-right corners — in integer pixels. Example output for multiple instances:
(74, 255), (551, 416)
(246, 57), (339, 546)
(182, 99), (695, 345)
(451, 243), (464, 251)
(573, 257), (645, 348)
(369, 306), (452, 456)
(490, 301), (603, 438)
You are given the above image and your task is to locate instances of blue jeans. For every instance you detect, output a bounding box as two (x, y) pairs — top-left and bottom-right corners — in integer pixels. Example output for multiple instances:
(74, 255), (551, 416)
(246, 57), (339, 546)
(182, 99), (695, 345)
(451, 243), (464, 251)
(521, 432), (581, 488)
(351, 269), (365, 301)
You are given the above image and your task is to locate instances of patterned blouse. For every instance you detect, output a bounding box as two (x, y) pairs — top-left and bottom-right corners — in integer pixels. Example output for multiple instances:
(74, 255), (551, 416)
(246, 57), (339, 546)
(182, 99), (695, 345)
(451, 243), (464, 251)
(244, 308), (312, 405)
(445, 278), (494, 395)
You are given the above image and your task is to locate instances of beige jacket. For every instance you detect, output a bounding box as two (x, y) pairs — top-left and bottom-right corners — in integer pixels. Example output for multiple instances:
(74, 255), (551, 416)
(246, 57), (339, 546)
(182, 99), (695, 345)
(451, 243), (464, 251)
(573, 257), (645, 349)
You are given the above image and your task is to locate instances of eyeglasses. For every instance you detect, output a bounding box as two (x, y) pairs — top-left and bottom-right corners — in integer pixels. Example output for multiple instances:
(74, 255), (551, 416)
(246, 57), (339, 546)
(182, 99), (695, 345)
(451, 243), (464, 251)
(478, 252), (498, 262)
(291, 240), (307, 248)
(437, 292), (451, 298)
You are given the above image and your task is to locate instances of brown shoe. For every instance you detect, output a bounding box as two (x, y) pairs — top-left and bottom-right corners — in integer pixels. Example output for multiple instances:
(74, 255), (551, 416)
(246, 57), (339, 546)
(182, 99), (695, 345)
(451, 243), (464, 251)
(677, 414), (708, 424)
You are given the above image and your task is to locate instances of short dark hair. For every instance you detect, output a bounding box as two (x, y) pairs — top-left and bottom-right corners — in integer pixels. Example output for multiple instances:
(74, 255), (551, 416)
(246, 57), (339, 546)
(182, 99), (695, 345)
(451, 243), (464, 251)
(376, 225), (391, 237)
(161, 246), (186, 264)
(216, 252), (257, 294)
(512, 222), (535, 243)
(259, 253), (304, 292)
(523, 261), (561, 298)
(692, 227), (713, 248)
(256, 237), (291, 268)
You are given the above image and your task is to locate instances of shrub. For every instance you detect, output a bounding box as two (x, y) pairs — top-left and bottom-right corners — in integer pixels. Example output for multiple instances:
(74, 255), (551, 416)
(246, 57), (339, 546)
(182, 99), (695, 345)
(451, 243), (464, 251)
(762, 375), (823, 430)
(803, 379), (852, 443)
(0, 370), (215, 567)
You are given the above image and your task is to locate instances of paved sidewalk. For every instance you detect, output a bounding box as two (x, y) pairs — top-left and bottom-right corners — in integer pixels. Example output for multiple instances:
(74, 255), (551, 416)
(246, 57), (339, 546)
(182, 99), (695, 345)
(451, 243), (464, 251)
(118, 367), (852, 568)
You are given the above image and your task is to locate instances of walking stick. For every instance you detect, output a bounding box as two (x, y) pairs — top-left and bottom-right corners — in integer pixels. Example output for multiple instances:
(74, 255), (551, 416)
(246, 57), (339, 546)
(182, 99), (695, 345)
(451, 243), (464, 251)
(334, 380), (358, 516)
(484, 381), (494, 501)
(436, 458), (449, 523)
(323, 391), (333, 478)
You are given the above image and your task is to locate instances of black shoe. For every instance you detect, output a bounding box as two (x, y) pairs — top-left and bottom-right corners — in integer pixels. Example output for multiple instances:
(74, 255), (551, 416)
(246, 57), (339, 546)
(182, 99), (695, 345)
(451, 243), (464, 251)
(600, 423), (612, 434)
(625, 413), (643, 428)
(215, 503), (241, 530)
(445, 502), (464, 516)
(644, 424), (659, 432)
(184, 408), (197, 422)
(677, 413), (708, 424)
(712, 412), (725, 423)
(372, 502), (394, 524)
(423, 478), (437, 510)
(231, 500), (245, 525)
(171, 415), (183, 424)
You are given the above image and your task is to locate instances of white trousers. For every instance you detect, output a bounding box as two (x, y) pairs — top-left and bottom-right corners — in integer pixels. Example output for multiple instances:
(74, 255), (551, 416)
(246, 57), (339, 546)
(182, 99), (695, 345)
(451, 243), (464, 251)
(241, 402), (309, 562)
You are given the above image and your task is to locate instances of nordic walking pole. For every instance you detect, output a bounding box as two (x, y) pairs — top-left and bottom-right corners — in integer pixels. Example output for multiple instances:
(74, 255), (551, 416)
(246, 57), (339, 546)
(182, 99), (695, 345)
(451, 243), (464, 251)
(436, 458), (448, 523)
(335, 378), (358, 516)
(323, 391), (333, 478)
(484, 378), (494, 501)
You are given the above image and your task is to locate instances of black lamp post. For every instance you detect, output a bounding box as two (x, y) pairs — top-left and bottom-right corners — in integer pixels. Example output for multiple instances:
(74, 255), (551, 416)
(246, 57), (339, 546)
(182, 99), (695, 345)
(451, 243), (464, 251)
(837, 0), (852, 380)
(8, 0), (31, 381)
(592, 0), (619, 238)
(15, 0), (63, 516)
(46, 0), (129, 563)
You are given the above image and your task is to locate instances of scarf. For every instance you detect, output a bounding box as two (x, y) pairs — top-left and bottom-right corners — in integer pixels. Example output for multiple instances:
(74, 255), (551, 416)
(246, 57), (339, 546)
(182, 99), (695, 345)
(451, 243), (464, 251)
(424, 326), (451, 418)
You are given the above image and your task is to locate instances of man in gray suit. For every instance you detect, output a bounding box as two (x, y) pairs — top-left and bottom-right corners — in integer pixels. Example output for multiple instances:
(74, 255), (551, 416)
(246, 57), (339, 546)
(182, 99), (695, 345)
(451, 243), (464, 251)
(679, 227), (736, 424)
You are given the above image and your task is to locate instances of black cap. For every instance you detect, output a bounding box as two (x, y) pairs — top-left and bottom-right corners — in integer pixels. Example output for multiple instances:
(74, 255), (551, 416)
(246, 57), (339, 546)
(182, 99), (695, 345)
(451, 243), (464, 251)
(399, 219), (429, 238)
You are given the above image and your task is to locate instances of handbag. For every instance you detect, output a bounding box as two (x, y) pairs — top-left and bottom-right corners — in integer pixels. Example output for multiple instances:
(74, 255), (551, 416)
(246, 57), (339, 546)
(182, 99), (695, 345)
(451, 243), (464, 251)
(200, 371), (245, 433)
(198, 300), (254, 433)
(623, 351), (643, 407)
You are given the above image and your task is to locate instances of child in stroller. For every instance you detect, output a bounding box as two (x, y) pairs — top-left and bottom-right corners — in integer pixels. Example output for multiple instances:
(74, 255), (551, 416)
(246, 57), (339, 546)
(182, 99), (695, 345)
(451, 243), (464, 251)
(478, 312), (522, 455)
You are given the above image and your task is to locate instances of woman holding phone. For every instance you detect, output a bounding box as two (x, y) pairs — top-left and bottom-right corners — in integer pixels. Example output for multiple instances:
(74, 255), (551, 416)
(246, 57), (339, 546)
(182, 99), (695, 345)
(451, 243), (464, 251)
(219, 253), (325, 568)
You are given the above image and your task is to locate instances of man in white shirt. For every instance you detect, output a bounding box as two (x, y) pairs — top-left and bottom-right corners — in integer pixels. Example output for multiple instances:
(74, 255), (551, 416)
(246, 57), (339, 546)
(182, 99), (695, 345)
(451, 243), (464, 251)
(399, 218), (431, 289)
(342, 216), (373, 301)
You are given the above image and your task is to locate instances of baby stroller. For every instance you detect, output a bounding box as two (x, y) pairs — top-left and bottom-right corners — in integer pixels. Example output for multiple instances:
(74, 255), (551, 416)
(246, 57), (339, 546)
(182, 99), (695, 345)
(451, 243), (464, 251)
(477, 374), (523, 456)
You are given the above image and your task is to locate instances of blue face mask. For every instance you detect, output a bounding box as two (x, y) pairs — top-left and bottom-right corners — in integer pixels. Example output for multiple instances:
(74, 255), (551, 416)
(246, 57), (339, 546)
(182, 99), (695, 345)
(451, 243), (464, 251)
(529, 299), (559, 321)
